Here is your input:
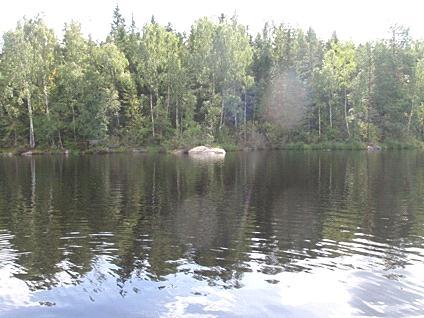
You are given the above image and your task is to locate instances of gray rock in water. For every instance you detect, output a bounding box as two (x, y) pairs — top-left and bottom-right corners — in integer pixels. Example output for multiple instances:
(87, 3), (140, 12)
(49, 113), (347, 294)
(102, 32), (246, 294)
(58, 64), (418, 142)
(188, 146), (226, 157)
(367, 145), (381, 152)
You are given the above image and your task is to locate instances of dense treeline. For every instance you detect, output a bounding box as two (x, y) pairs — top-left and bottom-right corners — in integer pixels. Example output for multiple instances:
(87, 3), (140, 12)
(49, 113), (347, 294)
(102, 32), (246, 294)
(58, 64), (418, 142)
(0, 7), (423, 149)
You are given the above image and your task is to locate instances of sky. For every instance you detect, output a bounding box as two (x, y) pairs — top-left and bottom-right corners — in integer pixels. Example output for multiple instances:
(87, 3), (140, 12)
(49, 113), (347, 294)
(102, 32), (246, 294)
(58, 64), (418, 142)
(0, 0), (424, 43)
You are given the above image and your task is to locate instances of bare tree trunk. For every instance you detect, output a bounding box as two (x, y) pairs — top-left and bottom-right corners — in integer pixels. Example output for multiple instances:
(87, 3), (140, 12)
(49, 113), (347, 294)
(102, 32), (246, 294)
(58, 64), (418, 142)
(43, 80), (56, 147)
(175, 100), (179, 137)
(150, 92), (155, 138)
(152, 162), (156, 212)
(367, 57), (372, 142)
(27, 92), (35, 149)
(43, 79), (50, 117)
(318, 103), (321, 139)
(244, 87), (247, 143)
(58, 129), (63, 148)
(219, 90), (224, 130)
(407, 99), (415, 134)
(233, 86), (237, 131)
(72, 105), (76, 142)
(180, 111), (183, 137)
(329, 100), (333, 129)
(155, 93), (159, 120)
(167, 85), (170, 117)
(344, 87), (351, 138)
(252, 105), (255, 125)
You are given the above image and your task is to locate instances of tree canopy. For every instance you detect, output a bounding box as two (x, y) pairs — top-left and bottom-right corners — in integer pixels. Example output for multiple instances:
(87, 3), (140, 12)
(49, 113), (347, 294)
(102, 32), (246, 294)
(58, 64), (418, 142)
(0, 9), (423, 149)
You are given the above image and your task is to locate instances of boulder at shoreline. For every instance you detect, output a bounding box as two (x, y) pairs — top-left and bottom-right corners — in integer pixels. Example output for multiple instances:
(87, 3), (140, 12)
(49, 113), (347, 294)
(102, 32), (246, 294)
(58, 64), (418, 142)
(367, 144), (381, 152)
(188, 146), (226, 158)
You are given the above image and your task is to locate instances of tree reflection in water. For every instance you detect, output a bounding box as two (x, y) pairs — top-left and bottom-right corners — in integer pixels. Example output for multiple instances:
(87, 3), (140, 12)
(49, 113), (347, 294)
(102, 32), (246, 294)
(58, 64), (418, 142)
(0, 151), (423, 317)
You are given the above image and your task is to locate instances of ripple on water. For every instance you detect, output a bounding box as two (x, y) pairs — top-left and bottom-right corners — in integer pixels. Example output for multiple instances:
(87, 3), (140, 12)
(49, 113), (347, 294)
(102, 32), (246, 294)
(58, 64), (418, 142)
(0, 151), (423, 317)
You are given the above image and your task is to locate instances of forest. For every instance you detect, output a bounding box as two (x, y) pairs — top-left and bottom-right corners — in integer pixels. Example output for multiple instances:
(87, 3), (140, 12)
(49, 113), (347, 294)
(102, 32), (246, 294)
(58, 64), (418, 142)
(0, 6), (423, 151)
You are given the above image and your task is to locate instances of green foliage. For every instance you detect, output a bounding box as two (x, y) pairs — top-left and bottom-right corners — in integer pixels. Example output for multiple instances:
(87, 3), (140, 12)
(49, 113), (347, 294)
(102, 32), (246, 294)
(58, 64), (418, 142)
(0, 9), (423, 150)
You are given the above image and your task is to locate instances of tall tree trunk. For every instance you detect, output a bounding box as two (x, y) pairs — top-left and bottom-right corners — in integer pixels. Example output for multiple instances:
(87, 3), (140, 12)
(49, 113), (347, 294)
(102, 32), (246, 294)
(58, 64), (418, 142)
(233, 86), (237, 131)
(329, 100), (333, 129)
(27, 91), (35, 149)
(43, 79), (50, 117)
(407, 99), (415, 134)
(116, 113), (120, 128)
(180, 110), (183, 137)
(219, 90), (225, 130)
(367, 63), (371, 142)
(175, 100), (179, 137)
(43, 79), (56, 147)
(150, 92), (155, 138)
(329, 91), (333, 130)
(58, 129), (63, 148)
(244, 87), (247, 143)
(344, 87), (351, 138)
(72, 105), (76, 142)
(318, 103), (321, 139)
(167, 85), (170, 117)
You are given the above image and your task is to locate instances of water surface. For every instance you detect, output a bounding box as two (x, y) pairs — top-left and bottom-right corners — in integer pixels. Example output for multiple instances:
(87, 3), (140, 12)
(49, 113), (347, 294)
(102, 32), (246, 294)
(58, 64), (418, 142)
(0, 151), (423, 317)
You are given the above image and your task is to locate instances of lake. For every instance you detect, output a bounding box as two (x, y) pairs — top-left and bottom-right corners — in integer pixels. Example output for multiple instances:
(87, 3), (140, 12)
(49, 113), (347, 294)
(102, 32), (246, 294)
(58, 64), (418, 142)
(0, 151), (423, 317)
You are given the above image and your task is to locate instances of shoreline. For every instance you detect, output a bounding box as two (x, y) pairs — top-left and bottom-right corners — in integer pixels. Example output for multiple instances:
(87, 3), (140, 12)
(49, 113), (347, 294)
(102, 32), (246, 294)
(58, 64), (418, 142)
(1, 141), (423, 157)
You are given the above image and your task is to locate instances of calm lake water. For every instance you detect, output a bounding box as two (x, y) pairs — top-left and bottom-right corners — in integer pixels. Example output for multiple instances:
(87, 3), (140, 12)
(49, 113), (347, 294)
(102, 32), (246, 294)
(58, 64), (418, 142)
(0, 151), (423, 317)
